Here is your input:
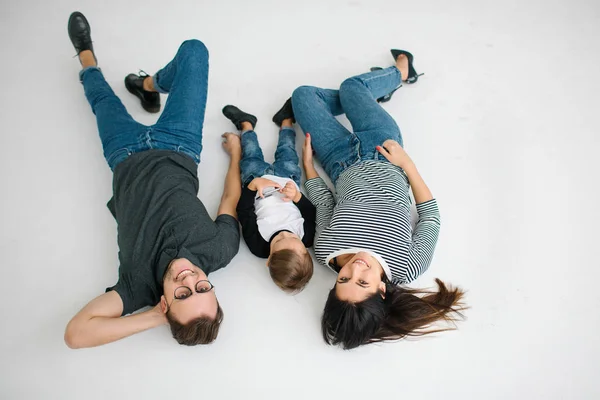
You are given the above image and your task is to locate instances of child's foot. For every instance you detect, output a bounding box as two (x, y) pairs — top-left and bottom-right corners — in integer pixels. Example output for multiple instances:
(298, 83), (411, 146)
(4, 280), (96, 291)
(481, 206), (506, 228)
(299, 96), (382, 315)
(222, 105), (258, 131)
(395, 54), (409, 82)
(68, 11), (97, 67)
(272, 98), (295, 127)
(125, 72), (161, 113)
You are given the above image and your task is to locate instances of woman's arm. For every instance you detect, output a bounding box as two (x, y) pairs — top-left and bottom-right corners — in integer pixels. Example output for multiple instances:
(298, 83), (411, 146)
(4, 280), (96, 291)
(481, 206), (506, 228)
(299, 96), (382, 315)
(377, 140), (440, 281)
(302, 133), (335, 235)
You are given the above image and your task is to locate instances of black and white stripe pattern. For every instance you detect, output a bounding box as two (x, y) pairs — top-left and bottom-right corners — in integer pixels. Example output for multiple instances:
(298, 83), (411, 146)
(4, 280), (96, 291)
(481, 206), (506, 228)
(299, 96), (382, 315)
(305, 160), (441, 284)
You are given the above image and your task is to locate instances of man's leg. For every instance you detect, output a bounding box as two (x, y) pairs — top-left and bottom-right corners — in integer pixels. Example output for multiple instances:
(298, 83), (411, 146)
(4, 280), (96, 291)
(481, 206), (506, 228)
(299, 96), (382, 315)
(338, 56), (410, 159)
(79, 51), (148, 170)
(291, 86), (358, 184)
(272, 120), (302, 187)
(148, 39), (209, 164)
(239, 123), (273, 186)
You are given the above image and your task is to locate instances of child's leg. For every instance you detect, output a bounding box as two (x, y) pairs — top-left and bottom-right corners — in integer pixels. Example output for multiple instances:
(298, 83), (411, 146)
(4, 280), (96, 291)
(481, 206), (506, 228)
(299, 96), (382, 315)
(240, 129), (272, 186)
(338, 67), (404, 160)
(149, 39), (209, 164)
(272, 125), (301, 187)
(80, 67), (148, 170)
(291, 86), (358, 184)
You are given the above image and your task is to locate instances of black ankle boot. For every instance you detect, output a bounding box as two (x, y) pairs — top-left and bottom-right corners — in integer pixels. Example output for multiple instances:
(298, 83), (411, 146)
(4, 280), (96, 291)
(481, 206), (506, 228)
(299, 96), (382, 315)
(125, 71), (161, 113)
(222, 105), (257, 130)
(272, 98), (295, 127)
(68, 11), (97, 65)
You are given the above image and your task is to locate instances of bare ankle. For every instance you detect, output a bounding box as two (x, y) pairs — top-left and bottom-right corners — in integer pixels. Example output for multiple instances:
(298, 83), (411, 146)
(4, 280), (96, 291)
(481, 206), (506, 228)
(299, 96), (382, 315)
(280, 118), (293, 128)
(240, 121), (254, 132)
(79, 50), (96, 68)
(143, 76), (155, 92)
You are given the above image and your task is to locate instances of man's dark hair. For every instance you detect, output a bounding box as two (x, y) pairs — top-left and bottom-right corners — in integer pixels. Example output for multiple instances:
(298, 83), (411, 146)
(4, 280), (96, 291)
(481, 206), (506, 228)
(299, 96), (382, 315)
(166, 303), (224, 345)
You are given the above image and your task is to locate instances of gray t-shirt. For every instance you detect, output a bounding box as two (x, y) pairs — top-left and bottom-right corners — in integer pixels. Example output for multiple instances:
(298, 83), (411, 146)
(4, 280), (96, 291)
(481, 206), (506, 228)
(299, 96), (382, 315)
(106, 150), (240, 315)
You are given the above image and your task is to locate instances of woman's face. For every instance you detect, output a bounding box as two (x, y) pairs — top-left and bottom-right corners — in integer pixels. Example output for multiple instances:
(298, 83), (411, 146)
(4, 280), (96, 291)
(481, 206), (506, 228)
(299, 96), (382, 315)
(334, 252), (386, 302)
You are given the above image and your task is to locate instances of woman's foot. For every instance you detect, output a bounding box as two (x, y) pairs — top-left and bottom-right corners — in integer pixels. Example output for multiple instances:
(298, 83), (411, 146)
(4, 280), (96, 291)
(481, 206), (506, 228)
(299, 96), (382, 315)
(125, 71), (161, 113)
(395, 54), (409, 82)
(222, 105), (258, 131)
(272, 98), (295, 127)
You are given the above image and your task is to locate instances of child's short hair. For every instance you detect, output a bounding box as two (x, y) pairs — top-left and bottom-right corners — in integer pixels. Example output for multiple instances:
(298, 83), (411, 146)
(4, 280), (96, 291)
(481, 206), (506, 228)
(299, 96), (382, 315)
(268, 248), (314, 293)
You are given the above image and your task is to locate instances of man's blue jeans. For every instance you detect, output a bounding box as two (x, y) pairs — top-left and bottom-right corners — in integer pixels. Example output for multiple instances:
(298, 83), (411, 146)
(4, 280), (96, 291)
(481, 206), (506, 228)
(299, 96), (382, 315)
(240, 128), (301, 187)
(80, 39), (208, 170)
(291, 67), (404, 184)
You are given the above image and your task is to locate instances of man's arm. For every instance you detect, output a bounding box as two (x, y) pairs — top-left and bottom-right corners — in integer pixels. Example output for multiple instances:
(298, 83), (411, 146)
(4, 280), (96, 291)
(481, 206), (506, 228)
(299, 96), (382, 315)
(218, 133), (242, 218)
(64, 291), (166, 349)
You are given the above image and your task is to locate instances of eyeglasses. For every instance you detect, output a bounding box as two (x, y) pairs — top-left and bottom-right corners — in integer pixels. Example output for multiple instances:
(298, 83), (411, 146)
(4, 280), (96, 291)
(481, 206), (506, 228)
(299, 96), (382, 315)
(167, 280), (215, 310)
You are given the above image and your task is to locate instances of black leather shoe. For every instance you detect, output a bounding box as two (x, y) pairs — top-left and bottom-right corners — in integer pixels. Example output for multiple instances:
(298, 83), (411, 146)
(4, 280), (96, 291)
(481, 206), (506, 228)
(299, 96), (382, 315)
(272, 98), (295, 127)
(222, 105), (257, 130)
(390, 49), (424, 84)
(68, 11), (96, 64)
(125, 71), (161, 113)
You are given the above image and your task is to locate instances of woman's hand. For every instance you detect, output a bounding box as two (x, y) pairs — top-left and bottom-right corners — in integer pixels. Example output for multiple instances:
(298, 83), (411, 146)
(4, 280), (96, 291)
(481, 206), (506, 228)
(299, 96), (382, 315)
(302, 133), (320, 180)
(222, 132), (241, 158)
(248, 177), (282, 198)
(281, 181), (302, 202)
(376, 140), (414, 170)
(303, 133), (314, 168)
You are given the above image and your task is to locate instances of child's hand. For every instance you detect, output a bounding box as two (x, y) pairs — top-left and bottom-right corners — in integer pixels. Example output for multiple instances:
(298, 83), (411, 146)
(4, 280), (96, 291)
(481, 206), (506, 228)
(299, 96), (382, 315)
(303, 133), (314, 167)
(280, 181), (302, 202)
(248, 177), (281, 198)
(222, 132), (241, 157)
(376, 140), (414, 170)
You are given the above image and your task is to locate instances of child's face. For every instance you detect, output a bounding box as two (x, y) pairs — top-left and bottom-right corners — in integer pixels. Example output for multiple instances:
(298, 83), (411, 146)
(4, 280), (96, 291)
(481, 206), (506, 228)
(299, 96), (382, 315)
(269, 232), (307, 260)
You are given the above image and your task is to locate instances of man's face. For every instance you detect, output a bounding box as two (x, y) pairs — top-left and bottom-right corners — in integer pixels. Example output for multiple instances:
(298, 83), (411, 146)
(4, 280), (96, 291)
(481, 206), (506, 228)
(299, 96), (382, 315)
(161, 258), (218, 324)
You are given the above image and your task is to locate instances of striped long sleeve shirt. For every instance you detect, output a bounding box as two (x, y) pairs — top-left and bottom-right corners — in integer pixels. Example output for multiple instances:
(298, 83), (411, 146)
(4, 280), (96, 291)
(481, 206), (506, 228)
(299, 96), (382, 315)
(304, 160), (441, 285)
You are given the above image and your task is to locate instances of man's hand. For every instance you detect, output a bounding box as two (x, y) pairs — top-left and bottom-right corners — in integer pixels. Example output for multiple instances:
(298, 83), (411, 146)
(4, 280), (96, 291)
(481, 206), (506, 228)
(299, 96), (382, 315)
(376, 140), (414, 170)
(281, 181), (302, 202)
(151, 303), (168, 325)
(248, 177), (281, 198)
(222, 132), (242, 158)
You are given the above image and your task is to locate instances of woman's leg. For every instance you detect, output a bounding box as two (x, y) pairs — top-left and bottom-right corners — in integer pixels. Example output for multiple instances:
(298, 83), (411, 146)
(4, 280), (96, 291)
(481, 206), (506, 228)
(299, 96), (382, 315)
(291, 86), (359, 184)
(149, 39), (209, 164)
(239, 124), (273, 186)
(272, 120), (301, 186)
(339, 60), (407, 159)
(80, 63), (148, 170)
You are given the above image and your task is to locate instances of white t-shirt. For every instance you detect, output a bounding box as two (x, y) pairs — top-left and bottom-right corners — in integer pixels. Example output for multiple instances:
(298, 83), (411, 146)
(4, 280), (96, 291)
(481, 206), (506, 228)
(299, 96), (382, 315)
(254, 174), (305, 241)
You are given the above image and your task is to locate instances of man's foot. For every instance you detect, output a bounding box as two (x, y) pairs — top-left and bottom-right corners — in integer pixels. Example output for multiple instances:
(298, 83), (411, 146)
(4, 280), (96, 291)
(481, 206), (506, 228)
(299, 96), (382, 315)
(395, 54), (409, 82)
(125, 72), (161, 113)
(68, 11), (97, 66)
(272, 98), (295, 127)
(222, 105), (257, 131)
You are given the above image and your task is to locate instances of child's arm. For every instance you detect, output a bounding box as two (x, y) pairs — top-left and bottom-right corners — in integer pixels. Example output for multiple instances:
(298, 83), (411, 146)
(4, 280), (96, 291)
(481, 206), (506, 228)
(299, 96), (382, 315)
(294, 193), (317, 248)
(236, 186), (271, 258)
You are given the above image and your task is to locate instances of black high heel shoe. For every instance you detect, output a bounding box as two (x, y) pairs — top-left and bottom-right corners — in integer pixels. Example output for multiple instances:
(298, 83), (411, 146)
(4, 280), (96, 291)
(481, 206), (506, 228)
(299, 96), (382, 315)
(390, 49), (423, 84)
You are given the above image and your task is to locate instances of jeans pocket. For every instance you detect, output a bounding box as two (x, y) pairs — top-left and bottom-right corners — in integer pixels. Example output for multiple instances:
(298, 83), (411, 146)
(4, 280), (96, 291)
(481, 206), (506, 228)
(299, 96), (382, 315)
(177, 145), (200, 164)
(107, 148), (132, 169)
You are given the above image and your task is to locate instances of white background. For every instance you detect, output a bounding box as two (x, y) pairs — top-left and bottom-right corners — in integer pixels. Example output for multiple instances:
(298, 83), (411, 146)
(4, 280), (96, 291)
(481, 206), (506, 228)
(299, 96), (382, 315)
(1, 0), (599, 399)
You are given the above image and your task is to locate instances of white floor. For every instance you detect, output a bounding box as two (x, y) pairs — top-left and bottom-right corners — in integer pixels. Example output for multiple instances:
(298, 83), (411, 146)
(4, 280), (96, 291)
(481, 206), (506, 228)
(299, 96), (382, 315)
(1, 0), (599, 398)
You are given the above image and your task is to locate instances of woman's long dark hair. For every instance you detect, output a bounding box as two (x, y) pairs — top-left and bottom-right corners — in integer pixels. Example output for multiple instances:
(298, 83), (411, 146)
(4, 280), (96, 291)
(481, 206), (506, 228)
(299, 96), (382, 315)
(321, 278), (466, 350)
